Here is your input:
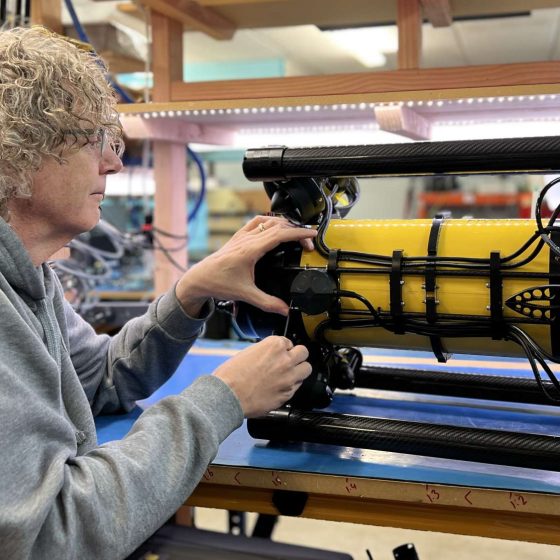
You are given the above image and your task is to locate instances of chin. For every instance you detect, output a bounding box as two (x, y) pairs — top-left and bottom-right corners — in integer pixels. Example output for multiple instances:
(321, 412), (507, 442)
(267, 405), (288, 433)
(76, 211), (101, 235)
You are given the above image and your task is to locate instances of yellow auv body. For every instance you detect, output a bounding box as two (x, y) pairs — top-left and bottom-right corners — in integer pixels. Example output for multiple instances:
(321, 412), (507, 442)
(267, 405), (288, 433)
(301, 219), (551, 357)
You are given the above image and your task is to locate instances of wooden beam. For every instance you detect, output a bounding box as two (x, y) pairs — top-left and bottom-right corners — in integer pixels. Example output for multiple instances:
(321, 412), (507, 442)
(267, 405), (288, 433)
(151, 10), (184, 103)
(117, 3), (145, 19)
(420, 0), (452, 27)
(152, 141), (188, 296)
(201, 0), (288, 5)
(150, 11), (188, 295)
(120, 0), (560, 31)
(121, 115), (235, 145)
(118, 81), (560, 112)
(168, 61), (560, 102)
(30, 0), (62, 33)
(374, 105), (431, 140)
(398, 0), (422, 69)
(137, 0), (236, 40)
(187, 484), (560, 545)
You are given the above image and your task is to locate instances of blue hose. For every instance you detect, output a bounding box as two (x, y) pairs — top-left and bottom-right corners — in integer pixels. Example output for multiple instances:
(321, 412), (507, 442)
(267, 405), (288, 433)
(187, 147), (206, 221)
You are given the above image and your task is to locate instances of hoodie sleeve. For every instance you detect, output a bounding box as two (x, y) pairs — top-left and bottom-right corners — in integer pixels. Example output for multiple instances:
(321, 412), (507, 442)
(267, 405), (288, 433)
(63, 287), (214, 414)
(0, 361), (243, 560)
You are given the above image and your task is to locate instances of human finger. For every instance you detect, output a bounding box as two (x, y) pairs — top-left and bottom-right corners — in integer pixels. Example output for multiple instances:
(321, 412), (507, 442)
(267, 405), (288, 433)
(292, 360), (313, 382)
(280, 371), (309, 400)
(241, 215), (290, 233)
(267, 335), (294, 351)
(239, 215), (267, 232)
(257, 225), (317, 253)
(287, 344), (310, 364)
(243, 286), (290, 316)
(264, 221), (315, 251)
(300, 237), (315, 251)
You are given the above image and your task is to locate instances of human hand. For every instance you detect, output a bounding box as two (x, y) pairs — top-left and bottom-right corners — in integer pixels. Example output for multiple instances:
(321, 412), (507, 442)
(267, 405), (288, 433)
(213, 336), (312, 417)
(176, 216), (317, 317)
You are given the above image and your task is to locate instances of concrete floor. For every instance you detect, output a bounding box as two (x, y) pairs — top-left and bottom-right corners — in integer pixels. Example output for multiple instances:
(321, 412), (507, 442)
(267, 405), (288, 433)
(194, 507), (560, 560)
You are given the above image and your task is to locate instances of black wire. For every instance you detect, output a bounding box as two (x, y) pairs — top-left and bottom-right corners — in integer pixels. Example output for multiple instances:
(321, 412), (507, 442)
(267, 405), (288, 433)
(151, 232), (188, 253)
(308, 175), (560, 403)
(338, 289), (382, 322)
(313, 176), (560, 273)
(315, 301), (560, 396)
(151, 226), (189, 240)
(311, 173), (560, 286)
(151, 236), (187, 273)
(315, 185), (333, 257)
(506, 326), (560, 401)
(508, 323), (560, 364)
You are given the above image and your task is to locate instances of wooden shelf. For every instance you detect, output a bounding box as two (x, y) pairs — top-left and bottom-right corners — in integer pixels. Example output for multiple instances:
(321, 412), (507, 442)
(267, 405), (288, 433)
(166, 61), (560, 103)
(119, 88), (560, 147)
(128, 0), (560, 33)
(118, 63), (560, 113)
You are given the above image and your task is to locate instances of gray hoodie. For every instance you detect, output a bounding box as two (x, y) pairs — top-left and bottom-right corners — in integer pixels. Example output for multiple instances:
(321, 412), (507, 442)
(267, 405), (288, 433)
(0, 218), (244, 559)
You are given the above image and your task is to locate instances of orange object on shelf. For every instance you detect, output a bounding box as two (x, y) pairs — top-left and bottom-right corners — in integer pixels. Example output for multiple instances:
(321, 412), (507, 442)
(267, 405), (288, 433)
(417, 191), (533, 219)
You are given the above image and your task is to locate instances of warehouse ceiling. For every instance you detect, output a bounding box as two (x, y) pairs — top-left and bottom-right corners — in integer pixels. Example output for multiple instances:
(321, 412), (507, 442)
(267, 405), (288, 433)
(63, 0), (560, 78)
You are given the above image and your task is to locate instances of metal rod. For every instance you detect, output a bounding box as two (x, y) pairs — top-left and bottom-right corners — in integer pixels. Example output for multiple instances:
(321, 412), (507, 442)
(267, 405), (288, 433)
(248, 408), (560, 471)
(243, 136), (560, 181)
(356, 365), (558, 406)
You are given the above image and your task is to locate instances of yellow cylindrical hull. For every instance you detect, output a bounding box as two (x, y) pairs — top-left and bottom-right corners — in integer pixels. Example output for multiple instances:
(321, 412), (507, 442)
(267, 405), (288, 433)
(300, 219), (552, 357)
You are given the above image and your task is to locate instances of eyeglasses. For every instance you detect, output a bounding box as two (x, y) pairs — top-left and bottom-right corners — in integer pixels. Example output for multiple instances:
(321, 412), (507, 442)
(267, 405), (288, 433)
(97, 128), (126, 158)
(62, 128), (125, 158)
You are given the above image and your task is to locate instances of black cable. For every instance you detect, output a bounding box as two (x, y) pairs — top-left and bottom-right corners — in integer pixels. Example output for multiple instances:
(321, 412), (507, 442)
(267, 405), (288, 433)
(319, 290), (560, 401)
(313, 176), (560, 273)
(506, 326), (560, 402)
(151, 232), (188, 253)
(315, 184), (334, 257)
(151, 226), (189, 240)
(337, 289), (382, 322)
(307, 175), (560, 403)
(151, 236), (187, 273)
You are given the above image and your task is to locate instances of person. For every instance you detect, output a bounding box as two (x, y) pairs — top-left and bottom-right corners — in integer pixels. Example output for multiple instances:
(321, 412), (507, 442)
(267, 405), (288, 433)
(0, 26), (317, 559)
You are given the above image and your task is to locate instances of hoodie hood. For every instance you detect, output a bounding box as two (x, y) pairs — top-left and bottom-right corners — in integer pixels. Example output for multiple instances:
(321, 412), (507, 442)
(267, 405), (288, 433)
(0, 217), (46, 301)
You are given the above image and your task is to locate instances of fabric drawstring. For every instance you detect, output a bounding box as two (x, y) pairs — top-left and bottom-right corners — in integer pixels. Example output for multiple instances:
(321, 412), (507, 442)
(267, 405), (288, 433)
(36, 298), (62, 368)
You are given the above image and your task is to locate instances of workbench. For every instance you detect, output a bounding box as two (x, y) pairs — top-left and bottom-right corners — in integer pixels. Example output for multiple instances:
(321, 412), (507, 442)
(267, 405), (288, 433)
(95, 340), (560, 545)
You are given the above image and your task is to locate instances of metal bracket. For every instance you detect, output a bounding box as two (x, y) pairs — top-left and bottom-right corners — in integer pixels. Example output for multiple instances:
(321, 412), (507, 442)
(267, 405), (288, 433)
(272, 490), (308, 516)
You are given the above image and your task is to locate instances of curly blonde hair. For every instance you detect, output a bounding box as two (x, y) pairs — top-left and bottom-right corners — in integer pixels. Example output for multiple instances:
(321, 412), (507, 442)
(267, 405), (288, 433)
(0, 26), (123, 218)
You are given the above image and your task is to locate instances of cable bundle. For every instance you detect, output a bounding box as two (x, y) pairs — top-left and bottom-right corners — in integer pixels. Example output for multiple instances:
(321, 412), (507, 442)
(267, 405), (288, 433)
(305, 177), (560, 402)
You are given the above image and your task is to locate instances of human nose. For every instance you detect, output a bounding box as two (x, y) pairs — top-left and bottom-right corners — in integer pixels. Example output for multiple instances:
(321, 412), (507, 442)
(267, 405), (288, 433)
(100, 146), (123, 175)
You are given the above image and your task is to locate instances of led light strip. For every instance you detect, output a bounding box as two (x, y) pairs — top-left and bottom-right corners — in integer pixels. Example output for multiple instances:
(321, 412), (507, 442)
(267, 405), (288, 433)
(123, 94), (559, 120)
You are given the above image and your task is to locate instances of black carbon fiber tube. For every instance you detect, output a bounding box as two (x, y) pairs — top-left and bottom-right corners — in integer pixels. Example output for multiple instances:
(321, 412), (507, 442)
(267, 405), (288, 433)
(242, 136), (560, 181)
(356, 365), (558, 406)
(247, 409), (560, 471)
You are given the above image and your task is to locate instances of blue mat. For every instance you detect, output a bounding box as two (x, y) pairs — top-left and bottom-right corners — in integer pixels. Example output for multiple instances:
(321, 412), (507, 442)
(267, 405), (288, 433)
(96, 340), (560, 493)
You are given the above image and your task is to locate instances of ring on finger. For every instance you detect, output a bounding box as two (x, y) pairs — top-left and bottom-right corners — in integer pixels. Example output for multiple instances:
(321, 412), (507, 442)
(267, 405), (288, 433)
(257, 223), (266, 233)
